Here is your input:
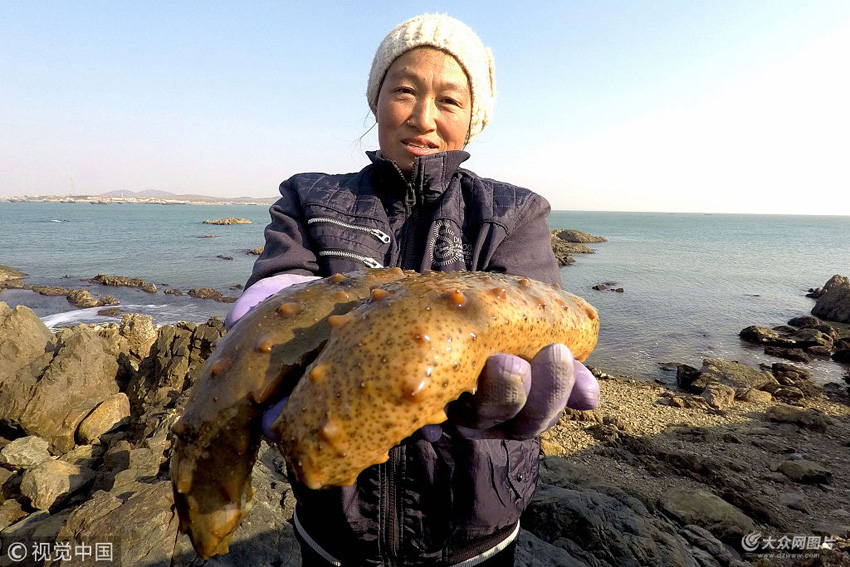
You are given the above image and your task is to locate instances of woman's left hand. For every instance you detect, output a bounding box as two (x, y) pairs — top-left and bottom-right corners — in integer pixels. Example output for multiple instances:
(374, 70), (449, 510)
(427, 343), (599, 441)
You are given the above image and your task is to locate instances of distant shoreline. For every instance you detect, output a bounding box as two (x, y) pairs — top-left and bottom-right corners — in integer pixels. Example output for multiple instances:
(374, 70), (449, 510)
(1, 194), (278, 207)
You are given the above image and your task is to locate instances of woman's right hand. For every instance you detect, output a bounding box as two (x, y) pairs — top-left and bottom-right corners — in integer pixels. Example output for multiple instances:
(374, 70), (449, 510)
(225, 273), (319, 330)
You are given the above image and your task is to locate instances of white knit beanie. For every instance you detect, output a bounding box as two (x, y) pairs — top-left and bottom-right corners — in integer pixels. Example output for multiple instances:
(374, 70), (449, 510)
(367, 13), (496, 143)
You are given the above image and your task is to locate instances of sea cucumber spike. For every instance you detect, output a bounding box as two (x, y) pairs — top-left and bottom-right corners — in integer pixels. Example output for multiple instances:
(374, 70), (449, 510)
(310, 363), (331, 383)
(209, 358), (230, 377)
(334, 290), (351, 301)
(490, 287), (507, 299)
(390, 267), (404, 275)
(448, 290), (466, 306)
(171, 418), (187, 437)
(329, 273), (347, 283)
(370, 288), (392, 301)
(256, 339), (274, 353)
(328, 314), (352, 329)
(277, 303), (302, 317)
(518, 278), (532, 288)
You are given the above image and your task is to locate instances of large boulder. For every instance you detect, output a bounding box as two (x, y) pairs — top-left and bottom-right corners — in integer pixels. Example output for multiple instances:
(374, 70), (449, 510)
(812, 276), (850, 323)
(0, 303), (53, 385)
(0, 326), (120, 452)
(681, 359), (777, 393)
(660, 488), (756, 545)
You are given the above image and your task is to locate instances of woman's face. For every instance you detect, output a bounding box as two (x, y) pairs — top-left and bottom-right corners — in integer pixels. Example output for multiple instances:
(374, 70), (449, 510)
(376, 47), (472, 173)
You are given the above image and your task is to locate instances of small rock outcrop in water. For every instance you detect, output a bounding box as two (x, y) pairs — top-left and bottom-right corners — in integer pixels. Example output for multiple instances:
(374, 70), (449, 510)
(740, 314), (849, 368)
(188, 288), (237, 303)
(811, 275), (850, 323)
(0, 264), (27, 283)
(549, 229), (605, 266)
(90, 274), (158, 294)
(203, 217), (252, 225)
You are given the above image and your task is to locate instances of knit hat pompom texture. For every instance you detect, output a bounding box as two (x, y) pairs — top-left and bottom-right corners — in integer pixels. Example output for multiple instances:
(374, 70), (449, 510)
(367, 13), (496, 143)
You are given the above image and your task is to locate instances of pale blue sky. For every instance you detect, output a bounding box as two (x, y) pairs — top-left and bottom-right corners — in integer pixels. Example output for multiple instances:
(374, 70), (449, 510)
(2, 1), (849, 214)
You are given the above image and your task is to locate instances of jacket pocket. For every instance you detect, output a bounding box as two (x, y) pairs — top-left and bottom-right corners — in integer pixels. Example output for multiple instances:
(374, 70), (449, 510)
(499, 438), (540, 512)
(302, 207), (392, 271)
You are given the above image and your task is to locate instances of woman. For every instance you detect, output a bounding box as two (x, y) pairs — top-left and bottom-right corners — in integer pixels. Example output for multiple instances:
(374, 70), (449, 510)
(227, 13), (599, 567)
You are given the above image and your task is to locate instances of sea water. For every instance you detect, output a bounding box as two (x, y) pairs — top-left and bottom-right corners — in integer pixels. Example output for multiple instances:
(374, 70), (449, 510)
(1, 202), (848, 383)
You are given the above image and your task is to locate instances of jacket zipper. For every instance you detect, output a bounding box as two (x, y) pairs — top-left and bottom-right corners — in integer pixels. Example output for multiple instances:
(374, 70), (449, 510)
(307, 217), (391, 244)
(383, 446), (402, 563)
(317, 250), (383, 269)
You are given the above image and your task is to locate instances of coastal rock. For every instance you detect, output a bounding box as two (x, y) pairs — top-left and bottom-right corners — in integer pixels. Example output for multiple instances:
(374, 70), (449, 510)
(833, 339), (850, 363)
(659, 488), (756, 544)
(164, 288), (184, 296)
(20, 459), (95, 510)
(118, 313), (158, 360)
(771, 362), (813, 383)
(98, 307), (122, 316)
(550, 237), (575, 266)
(217, 255), (234, 261)
(0, 436), (52, 469)
(0, 499), (26, 530)
(0, 303), (54, 383)
(765, 405), (831, 431)
(65, 288), (99, 308)
(247, 247), (264, 255)
(701, 383), (736, 409)
(77, 393), (130, 444)
(56, 481), (179, 567)
(203, 217), (252, 225)
(687, 358), (777, 393)
(551, 229), (607, 244)
(764, 345), (811, 363)
(739, 325), (787, 346)
(0, 325), (120, 452)
(0, 264), (26, 283)
(188, 288), (236, 303)
(777, 459), (832, 485)
(787, 328), (834, 349)
(735, 388), (772, 404)
(523, 480), (705, 565)
(812, 277), (850, 323)
(90, 274), (157, 293)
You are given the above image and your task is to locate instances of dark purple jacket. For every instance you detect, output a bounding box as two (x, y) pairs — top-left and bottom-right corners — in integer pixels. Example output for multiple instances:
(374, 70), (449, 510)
(248, 150), (560, 566)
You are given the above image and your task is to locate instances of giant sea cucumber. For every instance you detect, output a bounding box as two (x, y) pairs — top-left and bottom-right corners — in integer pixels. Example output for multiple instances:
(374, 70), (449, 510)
(170, 269), (598, 558)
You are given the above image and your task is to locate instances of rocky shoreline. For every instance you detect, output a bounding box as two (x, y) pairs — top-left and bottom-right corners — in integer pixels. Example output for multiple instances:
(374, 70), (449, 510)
(2, 244), (850, 565)
(1, 275), (850, 565)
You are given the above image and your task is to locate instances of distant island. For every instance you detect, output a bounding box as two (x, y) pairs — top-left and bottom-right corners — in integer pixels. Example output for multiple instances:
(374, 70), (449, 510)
(2, 189), (279, 206)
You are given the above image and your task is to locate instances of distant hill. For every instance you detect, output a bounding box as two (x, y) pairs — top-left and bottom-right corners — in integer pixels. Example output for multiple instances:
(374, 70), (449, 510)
(101, 189), (278, 204)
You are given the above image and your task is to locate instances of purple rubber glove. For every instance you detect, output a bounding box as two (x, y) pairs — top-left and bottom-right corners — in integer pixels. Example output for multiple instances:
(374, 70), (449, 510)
(225, 273), (319, 330)
(444, 343), (599, 440)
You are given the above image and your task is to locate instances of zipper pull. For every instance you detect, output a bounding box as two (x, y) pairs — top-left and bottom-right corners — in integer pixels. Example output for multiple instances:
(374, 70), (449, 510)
(363, 257), (383, 269)
(369, 228), (391, 244)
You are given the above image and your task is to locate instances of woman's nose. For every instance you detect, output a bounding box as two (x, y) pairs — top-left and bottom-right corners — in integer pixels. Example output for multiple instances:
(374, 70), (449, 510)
(408, 100), (437, 131)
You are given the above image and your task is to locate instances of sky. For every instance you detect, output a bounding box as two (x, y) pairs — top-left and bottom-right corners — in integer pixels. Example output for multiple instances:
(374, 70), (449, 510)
(2, 1), (849, 215)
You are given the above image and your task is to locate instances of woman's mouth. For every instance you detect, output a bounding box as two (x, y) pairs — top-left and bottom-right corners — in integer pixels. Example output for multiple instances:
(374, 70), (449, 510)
(403, 139), (439, 156)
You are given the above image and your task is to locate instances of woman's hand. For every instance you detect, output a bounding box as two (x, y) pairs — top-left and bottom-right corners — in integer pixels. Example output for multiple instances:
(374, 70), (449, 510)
(225, 273), (319, 330)
(443, 344), (599, 440)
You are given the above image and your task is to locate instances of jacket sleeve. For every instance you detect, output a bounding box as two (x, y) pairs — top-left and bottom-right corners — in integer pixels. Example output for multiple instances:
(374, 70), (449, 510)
(245, 177), (321, 288)
(485, 193), (560, 287)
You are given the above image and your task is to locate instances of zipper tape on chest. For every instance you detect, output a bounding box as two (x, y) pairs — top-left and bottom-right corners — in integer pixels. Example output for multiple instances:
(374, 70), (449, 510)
(317, 250), (383, 269)
(308, 217), (391, 244)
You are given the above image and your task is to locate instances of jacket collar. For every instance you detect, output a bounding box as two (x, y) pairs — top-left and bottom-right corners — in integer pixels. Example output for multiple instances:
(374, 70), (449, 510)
(367, 150), (470, 203)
